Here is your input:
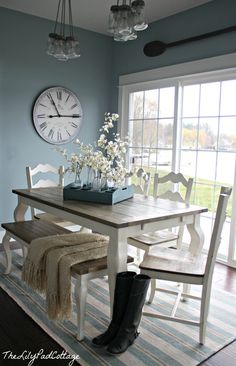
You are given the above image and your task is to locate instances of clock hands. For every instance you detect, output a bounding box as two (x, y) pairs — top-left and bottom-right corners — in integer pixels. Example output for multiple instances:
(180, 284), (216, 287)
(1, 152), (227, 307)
(47, 94), (60, 116)
(48, 114), (81, 118)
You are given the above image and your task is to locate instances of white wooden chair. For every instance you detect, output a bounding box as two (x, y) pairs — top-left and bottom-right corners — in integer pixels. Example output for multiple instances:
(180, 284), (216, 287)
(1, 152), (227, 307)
(140, 186), (232, 344)
(26, 163), (73, 228)
(128, 172), (193, 254)
(128, 171), (193, 301)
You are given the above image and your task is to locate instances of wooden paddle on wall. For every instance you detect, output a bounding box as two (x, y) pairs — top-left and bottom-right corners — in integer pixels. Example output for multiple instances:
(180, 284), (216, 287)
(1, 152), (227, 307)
(143, 25), (236, 57)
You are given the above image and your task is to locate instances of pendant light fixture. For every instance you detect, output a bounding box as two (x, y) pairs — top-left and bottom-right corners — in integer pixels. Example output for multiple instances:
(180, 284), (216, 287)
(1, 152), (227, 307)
(46, 0), (80, 61)
(108, 0), (148, 42)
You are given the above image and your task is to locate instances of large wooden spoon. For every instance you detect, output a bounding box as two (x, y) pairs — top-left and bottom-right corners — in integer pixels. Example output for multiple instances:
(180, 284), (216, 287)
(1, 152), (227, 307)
(144, 25), (236, 57)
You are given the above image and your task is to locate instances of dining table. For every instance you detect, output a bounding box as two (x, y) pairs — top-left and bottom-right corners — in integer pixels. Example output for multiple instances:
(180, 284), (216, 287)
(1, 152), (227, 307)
(12, 187), (208, 314)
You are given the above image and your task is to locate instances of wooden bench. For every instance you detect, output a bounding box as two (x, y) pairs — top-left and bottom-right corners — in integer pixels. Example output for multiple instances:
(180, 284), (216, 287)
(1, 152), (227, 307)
(1, 220), (133, 341)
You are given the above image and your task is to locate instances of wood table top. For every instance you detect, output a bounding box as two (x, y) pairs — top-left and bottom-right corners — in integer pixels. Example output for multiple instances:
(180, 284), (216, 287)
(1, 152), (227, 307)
(13, 187), (208, 229)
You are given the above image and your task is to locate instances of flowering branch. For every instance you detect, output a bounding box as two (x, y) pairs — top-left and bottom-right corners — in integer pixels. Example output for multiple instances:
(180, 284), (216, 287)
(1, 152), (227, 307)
(57, 113), (130, 187)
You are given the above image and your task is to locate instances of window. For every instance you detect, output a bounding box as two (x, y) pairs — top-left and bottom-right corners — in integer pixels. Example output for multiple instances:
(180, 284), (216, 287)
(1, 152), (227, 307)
(180, 80), (236, 258)
(119, 60), (236, 267)
(128, 87), (175, 174)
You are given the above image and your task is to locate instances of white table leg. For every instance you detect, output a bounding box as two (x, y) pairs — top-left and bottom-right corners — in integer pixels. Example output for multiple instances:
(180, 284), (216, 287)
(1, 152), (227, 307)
(107, 229), (128, 315)
(183, 214), (205, 298)
(14, 197), (28, 222)
(187, 214), (205, 256)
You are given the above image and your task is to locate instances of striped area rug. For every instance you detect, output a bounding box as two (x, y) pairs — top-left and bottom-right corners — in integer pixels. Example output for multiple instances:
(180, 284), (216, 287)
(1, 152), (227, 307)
(0, 251), (235, 366)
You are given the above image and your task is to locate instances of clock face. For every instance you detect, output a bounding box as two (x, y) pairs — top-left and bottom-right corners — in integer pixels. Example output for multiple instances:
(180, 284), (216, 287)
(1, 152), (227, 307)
(33, 87), (83, 145)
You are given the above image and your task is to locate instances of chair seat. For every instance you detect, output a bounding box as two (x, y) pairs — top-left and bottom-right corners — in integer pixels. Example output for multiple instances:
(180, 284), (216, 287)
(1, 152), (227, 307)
(140, 247), (207, 277)
(128, 230), (178, 247)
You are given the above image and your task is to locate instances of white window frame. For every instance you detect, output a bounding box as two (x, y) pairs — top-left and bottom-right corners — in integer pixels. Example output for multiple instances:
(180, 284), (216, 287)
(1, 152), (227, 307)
(118, 52), (236, 268)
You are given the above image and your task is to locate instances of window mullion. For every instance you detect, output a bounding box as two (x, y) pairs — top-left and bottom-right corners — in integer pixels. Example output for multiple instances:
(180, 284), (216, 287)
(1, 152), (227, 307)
(172, 82), (183, 172)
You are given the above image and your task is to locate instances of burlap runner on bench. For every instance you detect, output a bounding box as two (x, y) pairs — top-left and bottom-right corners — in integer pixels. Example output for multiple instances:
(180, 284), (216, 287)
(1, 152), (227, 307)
(22, 233), (108, 320)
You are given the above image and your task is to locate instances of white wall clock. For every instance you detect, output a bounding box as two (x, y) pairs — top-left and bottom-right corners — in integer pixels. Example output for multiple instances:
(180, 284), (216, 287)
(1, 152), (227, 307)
(32, 86), (83, 145)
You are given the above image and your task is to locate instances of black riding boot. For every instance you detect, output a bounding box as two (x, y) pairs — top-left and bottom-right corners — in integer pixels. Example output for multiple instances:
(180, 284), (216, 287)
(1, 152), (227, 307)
(92, 271), (136, 347)
(107, 274), (150, 354)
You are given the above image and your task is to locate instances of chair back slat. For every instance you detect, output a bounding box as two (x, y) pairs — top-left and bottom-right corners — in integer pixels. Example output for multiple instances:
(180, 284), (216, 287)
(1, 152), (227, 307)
(153, 171), (193, 204)
(158, 172), (189, 186)
(33, 179), (58, 188)
(153, 171), (193, 247)
(26, 164), (65, 219)
(159, 190), (185, 202)
(30, 163), (59, 175)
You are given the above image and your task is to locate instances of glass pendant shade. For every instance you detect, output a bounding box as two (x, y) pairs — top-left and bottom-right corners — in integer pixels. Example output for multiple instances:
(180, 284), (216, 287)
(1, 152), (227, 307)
(117, 5), (133, 36)
(132, 0), (148, 31)
(46, 0), (80, 61)
(46, 33), (57, 56)
(108, 5), (119, 34)
(65, 37), (80, 59)
(108, 0), (148, 42)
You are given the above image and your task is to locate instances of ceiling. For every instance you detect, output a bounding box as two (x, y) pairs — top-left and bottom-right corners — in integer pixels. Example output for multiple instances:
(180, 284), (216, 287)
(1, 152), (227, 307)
(0, 0), (212, 36)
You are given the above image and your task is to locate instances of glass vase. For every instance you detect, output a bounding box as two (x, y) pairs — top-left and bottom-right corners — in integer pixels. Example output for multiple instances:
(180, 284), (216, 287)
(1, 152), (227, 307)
(84, 166), (94, 189)
(71, 166), (83, 188)
(92, 171), (108, 191)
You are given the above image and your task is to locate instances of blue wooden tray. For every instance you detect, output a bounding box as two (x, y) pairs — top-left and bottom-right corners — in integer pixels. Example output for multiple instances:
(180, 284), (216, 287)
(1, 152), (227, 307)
(63, 184), (134, 205)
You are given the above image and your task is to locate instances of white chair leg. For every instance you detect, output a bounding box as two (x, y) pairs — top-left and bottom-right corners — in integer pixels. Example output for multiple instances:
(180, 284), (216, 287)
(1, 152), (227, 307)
(199, 283), (212, 345)
(2, 232), (12, 274)
(148, 279), (156, 304)
(74, 274), (89, 341)
(181, 283), (191, 301)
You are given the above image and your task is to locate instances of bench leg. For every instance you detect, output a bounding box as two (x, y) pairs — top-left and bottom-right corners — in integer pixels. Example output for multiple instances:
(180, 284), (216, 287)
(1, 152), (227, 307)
(74, 274), (89, 341)
(22, 246), (28, 260)
(2, 232), (12, 274)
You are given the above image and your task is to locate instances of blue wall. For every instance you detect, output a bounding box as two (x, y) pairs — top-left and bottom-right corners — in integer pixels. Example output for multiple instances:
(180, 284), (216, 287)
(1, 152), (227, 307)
(1, 0), (236, 223)
(0, 7), (113, 222)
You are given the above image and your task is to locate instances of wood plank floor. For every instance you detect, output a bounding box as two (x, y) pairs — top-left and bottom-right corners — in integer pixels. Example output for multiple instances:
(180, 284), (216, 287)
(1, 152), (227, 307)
(0, 261), (235, 365)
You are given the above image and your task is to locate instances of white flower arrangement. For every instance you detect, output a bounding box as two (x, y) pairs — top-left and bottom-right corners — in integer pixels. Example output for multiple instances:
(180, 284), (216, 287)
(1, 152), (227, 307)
(58, 113), (130, 188)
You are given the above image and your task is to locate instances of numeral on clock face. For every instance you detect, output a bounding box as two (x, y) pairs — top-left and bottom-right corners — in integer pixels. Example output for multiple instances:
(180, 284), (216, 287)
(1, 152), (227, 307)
(65, 129), (71, 137)
(65, 94), (70, 103)
(46, 93), (53, 103)
(57, 131), (62, 141)
(39, 102), (47, 108)
(71, 122), (78, 128)
(57, 91), (62, 101)
(71, 103), (77, 109)
(39, 122), (47, 131)
(48, 129), (54, 139)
